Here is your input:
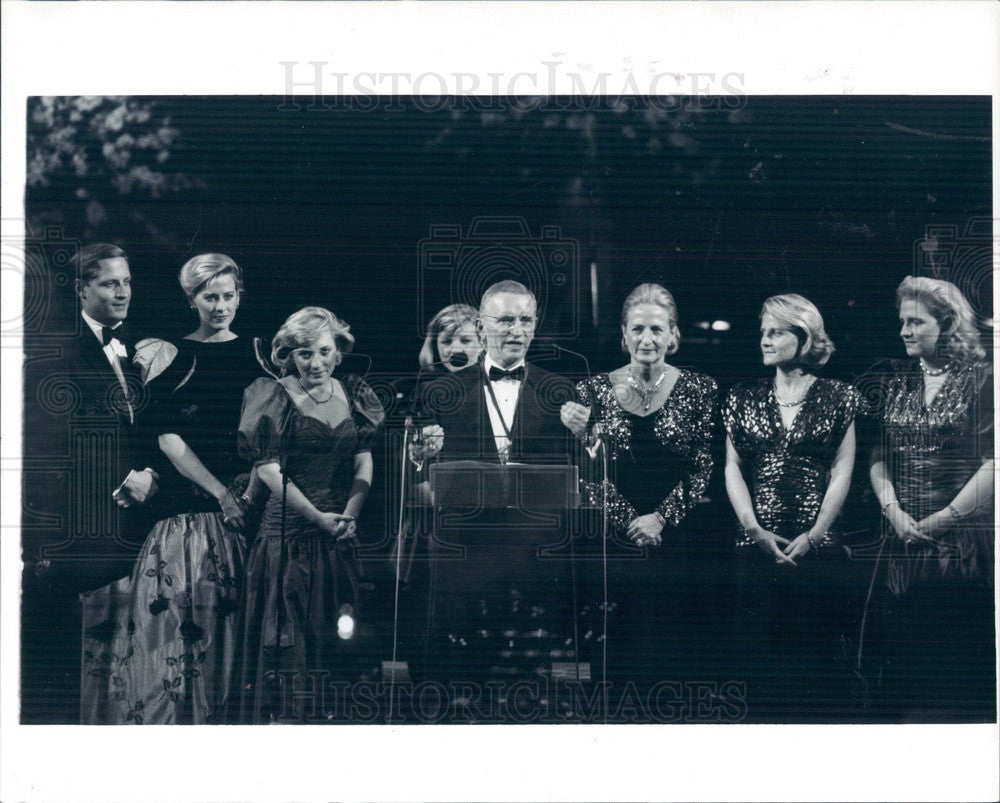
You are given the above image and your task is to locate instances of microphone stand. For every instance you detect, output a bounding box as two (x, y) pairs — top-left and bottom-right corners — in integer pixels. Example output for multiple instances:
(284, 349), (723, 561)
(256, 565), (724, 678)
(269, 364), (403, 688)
(545, 340), (608, 719)
(271, 404), (292, 723)
(387, 356), (459, 721)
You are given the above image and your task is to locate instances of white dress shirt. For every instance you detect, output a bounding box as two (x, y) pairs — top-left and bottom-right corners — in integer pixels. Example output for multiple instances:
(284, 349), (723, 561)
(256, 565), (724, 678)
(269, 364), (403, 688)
(81, 310), (133, 422)
(482, 354), (525, 457)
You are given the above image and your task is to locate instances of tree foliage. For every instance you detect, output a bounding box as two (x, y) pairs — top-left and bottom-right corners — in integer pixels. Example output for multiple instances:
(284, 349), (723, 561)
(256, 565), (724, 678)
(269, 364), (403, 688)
(26, 96), (202, 238)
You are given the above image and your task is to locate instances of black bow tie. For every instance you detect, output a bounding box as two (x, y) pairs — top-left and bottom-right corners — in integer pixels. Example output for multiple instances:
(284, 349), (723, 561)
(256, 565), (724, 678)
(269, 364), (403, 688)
(488, 365), (525, 382)
(101, 323), (130, 347)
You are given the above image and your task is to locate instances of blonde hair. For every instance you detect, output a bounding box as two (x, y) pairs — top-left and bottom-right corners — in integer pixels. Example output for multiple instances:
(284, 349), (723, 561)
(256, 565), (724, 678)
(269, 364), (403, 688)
(760, 293), (835, 368)
(896, 275), (985, 363)
(179, 253), (244, 299)
(620, 283), (680, 356)
(271, 307), (354, 376)
(418, 304), (481, 369)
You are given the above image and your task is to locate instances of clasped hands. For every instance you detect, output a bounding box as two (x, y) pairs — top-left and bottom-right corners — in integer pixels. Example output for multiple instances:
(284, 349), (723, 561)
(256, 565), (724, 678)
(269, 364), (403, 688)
(747, 526), (824, 566)
(883, 504), (949, 548)
(319, 511), (357, 541)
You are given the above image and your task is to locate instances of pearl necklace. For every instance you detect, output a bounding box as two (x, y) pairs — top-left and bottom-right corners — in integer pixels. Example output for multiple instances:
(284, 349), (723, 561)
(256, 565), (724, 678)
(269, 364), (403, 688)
(919, 359), (952, 377)
(773, 378), (814, 407)
(297, 377), (334, 404)
(627, 368), (667, 412)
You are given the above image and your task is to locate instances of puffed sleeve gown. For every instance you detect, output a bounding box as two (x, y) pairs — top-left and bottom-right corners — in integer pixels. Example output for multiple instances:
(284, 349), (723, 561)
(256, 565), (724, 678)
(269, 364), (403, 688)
(236, 375), (384, 723)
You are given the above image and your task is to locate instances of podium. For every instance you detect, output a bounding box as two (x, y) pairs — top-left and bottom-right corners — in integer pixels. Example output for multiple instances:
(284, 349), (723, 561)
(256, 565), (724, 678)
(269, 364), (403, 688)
(423, 461), (581, 685)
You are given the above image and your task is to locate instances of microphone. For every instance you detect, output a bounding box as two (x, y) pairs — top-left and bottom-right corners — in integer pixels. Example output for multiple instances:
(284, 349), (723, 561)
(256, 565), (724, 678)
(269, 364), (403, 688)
(448, 351), (470, 369)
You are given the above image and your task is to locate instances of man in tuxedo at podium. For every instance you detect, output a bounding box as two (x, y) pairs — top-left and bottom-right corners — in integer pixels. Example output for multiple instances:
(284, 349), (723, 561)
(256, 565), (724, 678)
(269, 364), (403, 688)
(416, 279), (574, 464)
(413, 281), (582, 692)
(22, 243), (162, 722)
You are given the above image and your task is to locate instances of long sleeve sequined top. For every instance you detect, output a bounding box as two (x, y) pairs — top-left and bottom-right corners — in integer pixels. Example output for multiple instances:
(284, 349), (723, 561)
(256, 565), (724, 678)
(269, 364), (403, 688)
(867, 359), (993, 589)
(723, 377), (861, 545)
(576, 370), (717, 533)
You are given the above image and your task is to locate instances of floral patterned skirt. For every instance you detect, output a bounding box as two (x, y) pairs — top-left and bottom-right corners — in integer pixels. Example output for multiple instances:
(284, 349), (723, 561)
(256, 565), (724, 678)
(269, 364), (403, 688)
(80, 512), (246, 724)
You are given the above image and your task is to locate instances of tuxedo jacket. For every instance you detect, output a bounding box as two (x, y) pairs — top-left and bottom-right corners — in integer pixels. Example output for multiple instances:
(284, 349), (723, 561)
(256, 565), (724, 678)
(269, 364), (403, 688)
(23, 327), (165, 592)
(418, 360), (576, 464)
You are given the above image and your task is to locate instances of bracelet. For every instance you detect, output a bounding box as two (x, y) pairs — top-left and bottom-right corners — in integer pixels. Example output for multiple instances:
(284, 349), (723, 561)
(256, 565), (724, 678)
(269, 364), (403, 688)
(881, 500), (900, 516)
(807, 533), (818, 549)
(947, 503), (964, 520)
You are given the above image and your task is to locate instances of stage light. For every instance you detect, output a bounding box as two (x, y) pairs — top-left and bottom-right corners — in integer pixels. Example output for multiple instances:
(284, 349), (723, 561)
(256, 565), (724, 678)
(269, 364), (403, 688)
(695, 321), (711, 330)
(337, 604), (355, 640)
(711, 320), (731, 331)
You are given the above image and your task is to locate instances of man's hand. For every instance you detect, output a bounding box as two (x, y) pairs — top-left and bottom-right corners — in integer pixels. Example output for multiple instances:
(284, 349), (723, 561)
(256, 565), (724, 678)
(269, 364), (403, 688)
(113, 468), (159, 507)
(409, 424), (444, 464)
(559, 402), (592, 439)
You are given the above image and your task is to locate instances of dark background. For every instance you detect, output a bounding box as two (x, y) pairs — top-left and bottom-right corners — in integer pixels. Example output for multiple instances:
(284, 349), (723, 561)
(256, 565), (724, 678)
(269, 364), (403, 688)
(21, 95), (993, 722)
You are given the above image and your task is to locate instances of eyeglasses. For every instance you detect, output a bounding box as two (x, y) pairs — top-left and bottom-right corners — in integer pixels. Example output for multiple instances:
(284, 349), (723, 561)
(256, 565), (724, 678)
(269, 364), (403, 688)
(481, 314), (537, 334)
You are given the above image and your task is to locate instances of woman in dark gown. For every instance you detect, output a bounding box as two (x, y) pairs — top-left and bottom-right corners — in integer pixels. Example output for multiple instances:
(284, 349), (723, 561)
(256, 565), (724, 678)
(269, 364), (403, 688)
(81, 253), (262, 724)
(561, 284), (717, 698)
(723, 294), (860, 721)
(237, 307), (384, 723)
(866, 276), (994, 721)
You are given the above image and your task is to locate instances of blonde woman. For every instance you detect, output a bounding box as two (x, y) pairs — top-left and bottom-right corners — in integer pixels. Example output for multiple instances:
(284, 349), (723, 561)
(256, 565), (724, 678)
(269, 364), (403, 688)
(867, 276), (993, 720)
(82, 253), (262, 724)
(722, 293), (861, 720)
(236, 307), (384, 722)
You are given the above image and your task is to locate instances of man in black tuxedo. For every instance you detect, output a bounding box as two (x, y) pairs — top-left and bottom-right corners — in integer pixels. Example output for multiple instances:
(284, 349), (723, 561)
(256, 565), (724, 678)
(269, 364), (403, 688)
(416, 280), (574, 465)
(60, 243), (162, 583)
(412, 281), (581, 689)
(22, 243), (162, 722)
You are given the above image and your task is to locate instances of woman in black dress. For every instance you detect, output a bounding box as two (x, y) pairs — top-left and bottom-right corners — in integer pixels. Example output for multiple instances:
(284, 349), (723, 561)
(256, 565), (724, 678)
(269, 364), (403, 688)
(81, 253), (262, 724)
(237, 307), (384, 723)
(561, 283), (717, 696)
(866, 276), (993, 721)
(722, 293), (860, 721)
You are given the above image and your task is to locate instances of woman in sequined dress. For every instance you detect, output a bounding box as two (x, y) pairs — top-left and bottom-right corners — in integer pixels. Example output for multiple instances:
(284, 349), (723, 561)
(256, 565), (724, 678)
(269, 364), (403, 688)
(722, 294), (860, 721)
(561, 283), (717, 692)
(866, 276), (993, 721)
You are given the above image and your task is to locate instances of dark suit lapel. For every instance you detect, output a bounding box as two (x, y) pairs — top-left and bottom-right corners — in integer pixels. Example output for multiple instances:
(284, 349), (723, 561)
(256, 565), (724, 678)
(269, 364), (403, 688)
(76, 330), (115, 377)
